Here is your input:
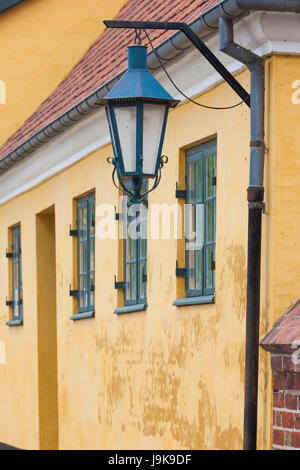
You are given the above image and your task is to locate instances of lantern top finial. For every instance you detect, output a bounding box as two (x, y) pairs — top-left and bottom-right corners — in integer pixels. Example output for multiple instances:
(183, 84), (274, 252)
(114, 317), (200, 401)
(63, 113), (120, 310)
(127, 44), (147, 69)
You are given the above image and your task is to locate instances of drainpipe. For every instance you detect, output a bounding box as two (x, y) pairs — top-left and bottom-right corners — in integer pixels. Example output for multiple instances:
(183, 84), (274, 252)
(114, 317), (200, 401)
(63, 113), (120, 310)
(219, 17), (265, 450)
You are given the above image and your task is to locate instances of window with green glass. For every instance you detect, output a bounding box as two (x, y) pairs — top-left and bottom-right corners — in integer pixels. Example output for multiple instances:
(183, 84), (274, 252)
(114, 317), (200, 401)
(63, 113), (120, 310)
(76, 193), (95, 315)
(11, 225), (23, 321)
(123, 181), (148, 308)
(185, 139), (216, 298)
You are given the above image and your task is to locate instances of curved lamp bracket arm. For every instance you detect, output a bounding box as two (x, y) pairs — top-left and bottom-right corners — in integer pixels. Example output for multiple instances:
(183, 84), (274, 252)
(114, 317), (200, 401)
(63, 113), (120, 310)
(108, 157), (136, 200)
(107, 155), (168, 203)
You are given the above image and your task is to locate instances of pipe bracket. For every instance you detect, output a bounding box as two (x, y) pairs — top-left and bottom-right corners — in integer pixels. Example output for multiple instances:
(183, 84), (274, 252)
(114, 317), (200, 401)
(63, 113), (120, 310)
(247, 186), (264, 202)
(250, 139), (265, 149)
(248, 201), (265, 212)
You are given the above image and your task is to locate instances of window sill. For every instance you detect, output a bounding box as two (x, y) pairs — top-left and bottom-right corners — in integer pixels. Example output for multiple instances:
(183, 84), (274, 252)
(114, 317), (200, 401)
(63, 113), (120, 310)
(173, 295), (215, 307)
(6, 318), (23, 326)
(70, 310), (95, 321)
(114, 303), (147, 315)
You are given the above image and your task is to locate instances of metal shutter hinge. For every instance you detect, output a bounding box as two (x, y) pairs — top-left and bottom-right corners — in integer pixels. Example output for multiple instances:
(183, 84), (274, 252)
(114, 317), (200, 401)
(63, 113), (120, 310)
(175, 182), (186, 199)
(69, 224), (78, 236)
(175, 260), (187, 277)
(114, 275), (125, 290)
(69, 285), (78, 297)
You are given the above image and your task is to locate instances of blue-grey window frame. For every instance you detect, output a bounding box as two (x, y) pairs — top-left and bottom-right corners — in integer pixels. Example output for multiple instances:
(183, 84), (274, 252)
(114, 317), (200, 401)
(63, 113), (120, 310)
(75, 193), (95, 317)
(185, 139), (217, 299)
(10, 225), (23, 322)
(122, 184), (148, 309)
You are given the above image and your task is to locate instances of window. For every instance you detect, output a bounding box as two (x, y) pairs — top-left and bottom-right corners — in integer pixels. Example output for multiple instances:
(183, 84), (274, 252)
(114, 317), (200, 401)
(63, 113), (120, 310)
(174, 139), (216, 306)
(186, 140), (216, 298)
(72, 193), (95, 319)
(115, 181), (148, 314)
(6, 225), (23, 325)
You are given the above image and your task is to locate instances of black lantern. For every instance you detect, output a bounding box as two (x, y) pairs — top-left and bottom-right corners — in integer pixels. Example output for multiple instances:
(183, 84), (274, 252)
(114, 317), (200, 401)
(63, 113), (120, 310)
(101, 43), (179, 201)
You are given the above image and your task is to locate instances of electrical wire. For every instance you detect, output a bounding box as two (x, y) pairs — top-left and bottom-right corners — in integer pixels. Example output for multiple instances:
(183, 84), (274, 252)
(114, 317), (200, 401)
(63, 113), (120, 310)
(143, 29), (248, 110)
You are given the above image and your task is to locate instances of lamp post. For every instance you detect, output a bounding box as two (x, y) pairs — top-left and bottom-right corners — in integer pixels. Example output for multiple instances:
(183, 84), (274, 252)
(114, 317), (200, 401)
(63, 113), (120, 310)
(100, 40), (179, 202)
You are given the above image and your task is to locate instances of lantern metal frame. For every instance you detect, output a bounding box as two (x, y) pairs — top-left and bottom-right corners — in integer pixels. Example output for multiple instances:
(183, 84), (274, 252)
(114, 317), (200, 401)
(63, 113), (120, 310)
(105, 101), (169, 179)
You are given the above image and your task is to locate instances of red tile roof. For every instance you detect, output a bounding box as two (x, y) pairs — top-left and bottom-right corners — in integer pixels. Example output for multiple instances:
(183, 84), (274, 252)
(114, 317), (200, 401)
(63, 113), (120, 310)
(260, 300), (300, 354)
(0, 0), (220, 161)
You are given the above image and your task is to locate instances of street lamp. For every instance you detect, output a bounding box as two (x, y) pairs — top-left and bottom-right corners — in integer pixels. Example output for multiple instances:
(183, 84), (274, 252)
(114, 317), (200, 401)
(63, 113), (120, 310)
(102, 19), (264, 451)
(100, 40), (179, 202)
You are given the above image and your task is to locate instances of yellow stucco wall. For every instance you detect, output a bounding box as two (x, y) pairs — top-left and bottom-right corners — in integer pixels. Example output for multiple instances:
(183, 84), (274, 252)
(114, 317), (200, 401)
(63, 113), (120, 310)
(265, 55), (300, 322)
(0, 54), (299, 450)
(36, 207), (58, 450)
(0, 0), (127, 146)
(256, 55), (300, 449)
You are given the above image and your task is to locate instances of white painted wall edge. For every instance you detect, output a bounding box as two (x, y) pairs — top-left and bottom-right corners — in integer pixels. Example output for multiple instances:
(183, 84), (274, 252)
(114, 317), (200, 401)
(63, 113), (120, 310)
(0, 11), (299, 206)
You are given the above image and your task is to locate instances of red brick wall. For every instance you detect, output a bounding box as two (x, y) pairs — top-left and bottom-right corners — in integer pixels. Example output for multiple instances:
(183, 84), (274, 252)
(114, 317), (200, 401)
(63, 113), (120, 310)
(271, 354), (300, 449)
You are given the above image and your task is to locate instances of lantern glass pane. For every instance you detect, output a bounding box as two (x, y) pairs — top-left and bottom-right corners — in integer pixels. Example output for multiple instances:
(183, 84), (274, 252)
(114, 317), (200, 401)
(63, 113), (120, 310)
(114, 106), (137, 173)
(143, 104), (166, 176)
